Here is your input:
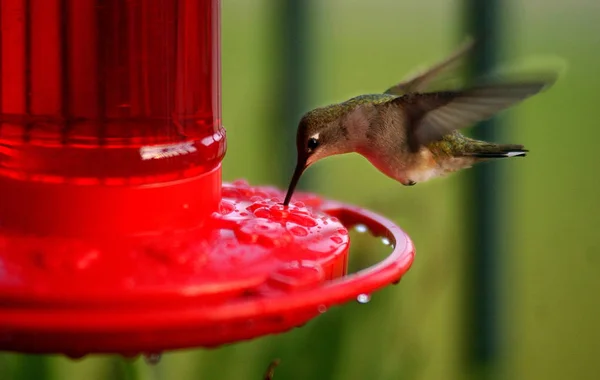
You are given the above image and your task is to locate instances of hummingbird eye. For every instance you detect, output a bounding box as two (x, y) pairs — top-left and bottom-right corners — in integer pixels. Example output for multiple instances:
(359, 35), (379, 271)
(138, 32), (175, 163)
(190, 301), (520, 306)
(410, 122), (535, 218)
(307, 137), (319, 152)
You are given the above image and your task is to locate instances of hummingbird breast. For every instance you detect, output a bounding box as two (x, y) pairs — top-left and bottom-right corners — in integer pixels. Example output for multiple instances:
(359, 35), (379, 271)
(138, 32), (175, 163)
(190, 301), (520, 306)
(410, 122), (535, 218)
(361, 144), (475, 185)
(406, 148), (476, 182)
(357, 102), (477, 185)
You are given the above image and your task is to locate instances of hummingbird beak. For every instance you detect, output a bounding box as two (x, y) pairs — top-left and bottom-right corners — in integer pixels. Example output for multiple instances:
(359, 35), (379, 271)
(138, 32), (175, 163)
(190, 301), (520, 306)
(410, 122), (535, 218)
(283, 159), (307, 207)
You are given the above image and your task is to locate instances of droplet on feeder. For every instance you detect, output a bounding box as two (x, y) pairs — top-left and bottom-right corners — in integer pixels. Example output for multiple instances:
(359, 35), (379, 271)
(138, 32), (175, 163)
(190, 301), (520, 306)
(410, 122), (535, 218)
(330, 236), (343, 244)
(143, 352), (163, 365)
(357, 294), (371, 304)
(355, 224), (368, 233)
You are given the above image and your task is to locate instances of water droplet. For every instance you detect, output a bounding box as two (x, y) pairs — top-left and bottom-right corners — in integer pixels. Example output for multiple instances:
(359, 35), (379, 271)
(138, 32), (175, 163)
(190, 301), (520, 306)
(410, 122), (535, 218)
(269, 204), (289, 221)
(255, 191), (271, 199)
(222, 187), (241, 199)
(289, 226), (308, 237)
(236, 219), (292, 248)
(268, 261), (324, 290)
(317, 304), (327, 313)
(253, 207), (270, 219)
(293, 201), (305, 208)
(291, 207), (310, 216)
(232, 179), (250, 187)
(330, 236), (343, 244)
(288, 212), (318, 227)
(337, 228), (348, 235)
(357, 293), (371, 304)
(257, 223), (271, 231)
(246, 201), (268, 213)
(218, 201), (235, 215)
(143, 352), (162, 365)
(239, 212), (248, 217)
(355, 224), (368, 233)
(381, 237), (391, 245)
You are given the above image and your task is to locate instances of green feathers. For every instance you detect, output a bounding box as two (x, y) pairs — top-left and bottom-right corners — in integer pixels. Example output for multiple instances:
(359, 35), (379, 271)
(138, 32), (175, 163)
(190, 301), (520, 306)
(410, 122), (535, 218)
(302, 94), (396, 125)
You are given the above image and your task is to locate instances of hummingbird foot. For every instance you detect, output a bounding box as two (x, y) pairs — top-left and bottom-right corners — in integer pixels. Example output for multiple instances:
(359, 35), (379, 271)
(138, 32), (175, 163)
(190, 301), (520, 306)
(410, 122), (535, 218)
(406, 180), (416, 186)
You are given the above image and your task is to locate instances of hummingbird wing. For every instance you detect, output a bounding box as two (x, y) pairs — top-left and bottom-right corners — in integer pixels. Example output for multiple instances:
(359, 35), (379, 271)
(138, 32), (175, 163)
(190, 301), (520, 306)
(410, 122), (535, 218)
(384, 36), (474, 96)
(398, 75), (557, 151)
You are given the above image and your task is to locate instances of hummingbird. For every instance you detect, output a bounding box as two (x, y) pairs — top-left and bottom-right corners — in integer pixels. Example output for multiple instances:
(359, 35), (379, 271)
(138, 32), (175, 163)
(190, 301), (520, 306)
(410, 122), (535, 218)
(282, 38), (557, 206)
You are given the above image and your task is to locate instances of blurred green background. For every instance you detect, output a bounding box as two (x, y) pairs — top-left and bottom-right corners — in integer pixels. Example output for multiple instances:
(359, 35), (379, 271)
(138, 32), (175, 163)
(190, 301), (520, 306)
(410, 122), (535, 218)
(2, 0), (599, 379)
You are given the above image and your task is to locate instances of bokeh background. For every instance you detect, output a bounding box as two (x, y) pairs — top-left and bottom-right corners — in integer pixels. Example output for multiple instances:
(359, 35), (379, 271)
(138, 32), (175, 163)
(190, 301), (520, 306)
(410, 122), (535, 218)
(2, 0), (599, 379)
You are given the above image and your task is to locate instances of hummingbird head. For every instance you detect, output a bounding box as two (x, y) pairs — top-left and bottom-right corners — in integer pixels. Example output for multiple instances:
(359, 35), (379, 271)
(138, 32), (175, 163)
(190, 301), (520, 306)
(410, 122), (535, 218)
(283, 106), (350, 206)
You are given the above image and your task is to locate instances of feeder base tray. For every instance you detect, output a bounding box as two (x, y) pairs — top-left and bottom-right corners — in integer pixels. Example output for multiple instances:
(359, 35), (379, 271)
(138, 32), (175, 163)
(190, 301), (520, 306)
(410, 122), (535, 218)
(0, 180), (414, 357)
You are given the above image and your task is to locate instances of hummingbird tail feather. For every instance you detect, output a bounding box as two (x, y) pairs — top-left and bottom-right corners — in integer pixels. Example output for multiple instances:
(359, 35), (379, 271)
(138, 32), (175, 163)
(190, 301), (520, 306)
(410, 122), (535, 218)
(463, 144), (528, 159)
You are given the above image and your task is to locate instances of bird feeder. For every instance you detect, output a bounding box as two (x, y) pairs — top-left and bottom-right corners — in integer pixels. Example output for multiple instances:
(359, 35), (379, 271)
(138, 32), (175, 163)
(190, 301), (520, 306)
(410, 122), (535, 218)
(0, 0), (415, 357)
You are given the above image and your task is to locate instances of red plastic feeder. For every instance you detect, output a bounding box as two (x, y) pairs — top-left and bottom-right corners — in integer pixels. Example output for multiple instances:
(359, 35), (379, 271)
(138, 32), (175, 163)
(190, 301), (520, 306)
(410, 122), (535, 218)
(0, 0), (415, 356)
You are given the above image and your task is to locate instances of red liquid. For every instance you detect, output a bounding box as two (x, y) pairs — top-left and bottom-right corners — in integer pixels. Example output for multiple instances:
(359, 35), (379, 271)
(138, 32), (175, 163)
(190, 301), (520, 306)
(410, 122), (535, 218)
(0, 0), (223, 236)
(0, 0), (223, 185)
